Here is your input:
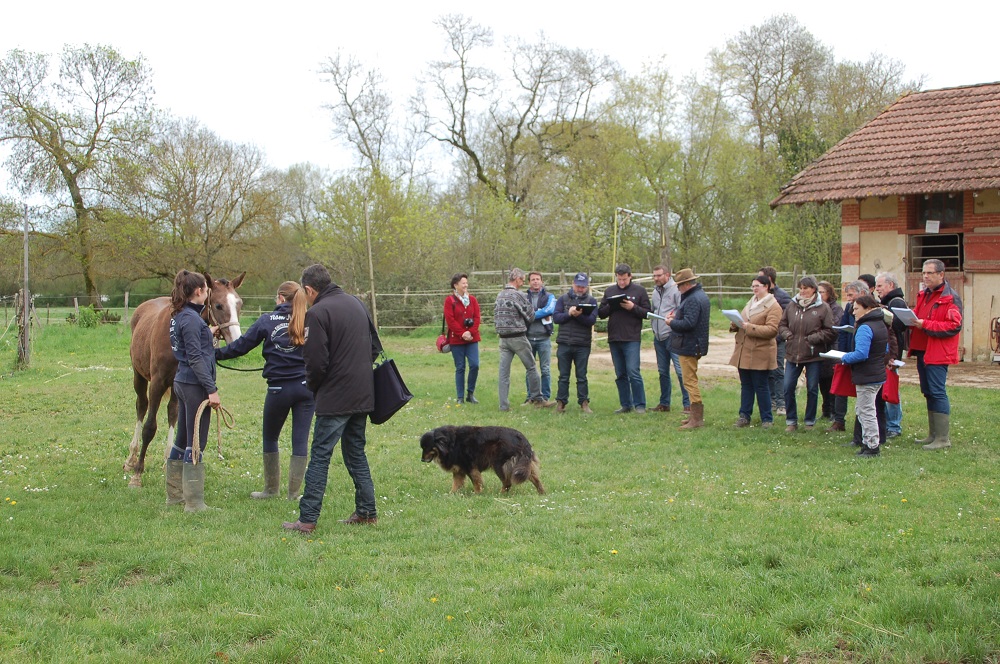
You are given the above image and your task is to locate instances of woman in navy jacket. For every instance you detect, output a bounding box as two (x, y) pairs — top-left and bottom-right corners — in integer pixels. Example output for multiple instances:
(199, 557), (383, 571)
(216, 281), (314, 500)
(168, 270), (220, 512)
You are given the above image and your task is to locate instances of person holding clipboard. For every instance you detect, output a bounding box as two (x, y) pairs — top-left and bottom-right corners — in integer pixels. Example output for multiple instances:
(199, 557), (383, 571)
(552, 272), (598, 413)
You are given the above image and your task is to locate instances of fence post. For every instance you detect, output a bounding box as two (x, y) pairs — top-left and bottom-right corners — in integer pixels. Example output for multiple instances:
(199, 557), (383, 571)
(73, 297), (79, 317)
(716, 274), (724, 309)
(123, 291), (130, 325)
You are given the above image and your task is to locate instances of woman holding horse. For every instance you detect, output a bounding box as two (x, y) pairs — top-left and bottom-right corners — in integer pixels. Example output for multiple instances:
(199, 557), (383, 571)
(168, 269), (221, 512)
(216, 281), (314, 500)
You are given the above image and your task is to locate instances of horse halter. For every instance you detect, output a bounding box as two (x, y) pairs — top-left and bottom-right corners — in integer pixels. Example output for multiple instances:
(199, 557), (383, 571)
(202, 287), (240, 334)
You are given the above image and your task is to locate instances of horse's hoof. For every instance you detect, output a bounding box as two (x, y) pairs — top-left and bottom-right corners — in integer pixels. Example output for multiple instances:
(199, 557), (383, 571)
(127, 475), (143, 488)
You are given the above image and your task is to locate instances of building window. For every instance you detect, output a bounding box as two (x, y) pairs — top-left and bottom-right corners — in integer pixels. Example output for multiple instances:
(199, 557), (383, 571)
(913, 193), (963, 230)
(908, 233), (964, 272)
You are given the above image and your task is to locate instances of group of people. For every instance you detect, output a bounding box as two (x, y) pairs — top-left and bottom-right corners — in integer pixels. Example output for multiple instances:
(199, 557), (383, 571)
(167, 265), (379, 532)
(443, 264), (712, 427)
(727, 262), (963, 456)
(443, 260), (964, 458)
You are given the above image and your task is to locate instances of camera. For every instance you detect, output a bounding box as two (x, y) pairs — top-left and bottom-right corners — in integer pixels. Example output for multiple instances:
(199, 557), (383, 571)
(463, 317), (475, 328)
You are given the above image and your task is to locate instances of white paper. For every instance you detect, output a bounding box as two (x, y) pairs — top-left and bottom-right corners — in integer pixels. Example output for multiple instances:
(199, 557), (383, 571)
(646, 311), (666, 321)
(833, 324), (855, 334)
(892, 360), (905, 367)
(890, 307), (919, 327)
(820, 350), (847, 360)
(722, 309), (744, 328)
(925, 219), (940, 234)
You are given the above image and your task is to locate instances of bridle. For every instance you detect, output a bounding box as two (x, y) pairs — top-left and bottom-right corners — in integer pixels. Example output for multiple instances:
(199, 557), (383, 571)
(201, 287), (241, 338)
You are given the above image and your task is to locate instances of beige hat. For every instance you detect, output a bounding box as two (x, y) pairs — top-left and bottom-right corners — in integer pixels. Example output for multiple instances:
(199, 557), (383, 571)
(673, 268), (698, 285)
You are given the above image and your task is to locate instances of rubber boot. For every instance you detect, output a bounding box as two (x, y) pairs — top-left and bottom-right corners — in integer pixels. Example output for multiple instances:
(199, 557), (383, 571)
(679, 402), (704, 429)
(251, 452), (281, 499)
(922, 412), (951, 450)
(165, 459), (185, 506)
(914, 411), (936, 445)
(287, 455), (308, 500)
(182, 462), (209, 513)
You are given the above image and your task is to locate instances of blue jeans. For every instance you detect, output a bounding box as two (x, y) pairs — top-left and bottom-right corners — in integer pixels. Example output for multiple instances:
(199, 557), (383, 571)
(609, 340), (645, 409)
(498, 336), (541, 410)
(524, 337), (552, 400)
(450, 342), (480, 400)
(784, 360), (821, 425)
(299, 413), (375, 524)
(738, 368), (772, 423)
(769, 337), (787, 409)
(915, 352), (950, 414)
(556, 343), (591, 405)
(653, 337), (690, 408)
(885, 401), (902, 435)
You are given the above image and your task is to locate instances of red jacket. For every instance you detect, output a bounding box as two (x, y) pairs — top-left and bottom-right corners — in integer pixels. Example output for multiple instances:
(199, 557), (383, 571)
(444, 294), (481, 346)
(908, 281), (962, 365)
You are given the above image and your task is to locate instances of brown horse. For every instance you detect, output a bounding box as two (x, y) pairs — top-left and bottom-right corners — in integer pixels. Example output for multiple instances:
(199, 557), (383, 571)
(124, 273), (245, 487)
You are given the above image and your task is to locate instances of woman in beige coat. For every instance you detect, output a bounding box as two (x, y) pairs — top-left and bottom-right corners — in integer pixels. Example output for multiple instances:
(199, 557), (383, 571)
(729, 276), (782, 427)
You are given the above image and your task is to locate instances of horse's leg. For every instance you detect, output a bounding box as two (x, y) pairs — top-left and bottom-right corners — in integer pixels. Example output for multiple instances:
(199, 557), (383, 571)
(124, 370), (149, 484)
(163, 387), (177, 462)
(130, 379), (168, 488)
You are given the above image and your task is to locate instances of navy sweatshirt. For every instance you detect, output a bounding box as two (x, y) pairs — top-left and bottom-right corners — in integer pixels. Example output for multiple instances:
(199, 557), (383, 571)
(215, 302), (306, 385)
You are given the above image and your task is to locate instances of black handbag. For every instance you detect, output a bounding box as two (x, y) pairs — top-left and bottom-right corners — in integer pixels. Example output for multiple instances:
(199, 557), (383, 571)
(366, 316), (412, 424)
(371, 351), (412, 424)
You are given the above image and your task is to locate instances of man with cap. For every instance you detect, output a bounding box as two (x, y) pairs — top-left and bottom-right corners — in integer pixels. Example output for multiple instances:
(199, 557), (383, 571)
(598, 264), (651, 413)
(650, 264), (690, 414)
(666, 268), (711, 429)
(494, 268), (550, 411)
(553, 272), (599, 413)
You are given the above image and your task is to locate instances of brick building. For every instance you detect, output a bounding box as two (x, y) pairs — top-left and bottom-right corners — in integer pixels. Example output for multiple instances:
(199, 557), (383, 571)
(772, 82), (1000, 361)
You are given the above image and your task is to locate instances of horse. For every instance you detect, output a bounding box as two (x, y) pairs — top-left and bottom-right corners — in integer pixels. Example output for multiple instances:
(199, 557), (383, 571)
(124, 272), (245, 488)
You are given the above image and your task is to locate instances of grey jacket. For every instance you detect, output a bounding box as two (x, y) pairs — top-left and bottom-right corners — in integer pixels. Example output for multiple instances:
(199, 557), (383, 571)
(651, 279), (681, 341)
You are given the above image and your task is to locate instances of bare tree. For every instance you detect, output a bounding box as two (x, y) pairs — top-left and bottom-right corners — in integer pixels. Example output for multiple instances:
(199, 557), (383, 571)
(0, 44), (155, 305)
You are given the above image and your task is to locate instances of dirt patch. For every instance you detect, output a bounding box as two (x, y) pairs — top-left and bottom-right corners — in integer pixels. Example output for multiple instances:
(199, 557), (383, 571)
(590, 334), (997, 389)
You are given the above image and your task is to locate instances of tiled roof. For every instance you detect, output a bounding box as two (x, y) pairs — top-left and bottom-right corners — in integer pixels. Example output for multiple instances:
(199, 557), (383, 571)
(771, 82), (1000, 207)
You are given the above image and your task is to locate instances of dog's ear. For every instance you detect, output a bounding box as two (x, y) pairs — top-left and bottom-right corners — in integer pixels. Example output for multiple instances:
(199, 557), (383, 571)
(434, 430), (450, 455)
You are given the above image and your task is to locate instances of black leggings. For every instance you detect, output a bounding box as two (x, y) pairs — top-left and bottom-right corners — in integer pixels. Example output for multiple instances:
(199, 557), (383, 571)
(262, 379), (316, 456)
(171, 380), (211, 461)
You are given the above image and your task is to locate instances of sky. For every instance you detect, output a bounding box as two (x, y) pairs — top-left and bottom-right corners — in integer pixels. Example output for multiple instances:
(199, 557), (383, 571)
(2, 0), (998, 176)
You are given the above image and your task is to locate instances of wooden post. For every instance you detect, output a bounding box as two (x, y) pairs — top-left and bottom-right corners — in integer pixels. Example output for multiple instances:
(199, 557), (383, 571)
(716, 274), (724, 310)
(17, 206), (31, 368)
(658, 194), (672, 273)
(73, 297), (80, 317)
(123, 291), (130, 325)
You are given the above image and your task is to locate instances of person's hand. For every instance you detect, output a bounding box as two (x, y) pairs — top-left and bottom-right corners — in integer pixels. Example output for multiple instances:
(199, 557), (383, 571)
(569, 306), (581, 317)
(621, 299), (634, 311)
(914, 318), (924, 329)
(462, 331), (473, 341)
(207, 391), (221, 409)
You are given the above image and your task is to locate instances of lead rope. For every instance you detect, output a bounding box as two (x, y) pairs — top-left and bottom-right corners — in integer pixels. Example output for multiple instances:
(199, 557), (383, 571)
(190, 400), (236, 465)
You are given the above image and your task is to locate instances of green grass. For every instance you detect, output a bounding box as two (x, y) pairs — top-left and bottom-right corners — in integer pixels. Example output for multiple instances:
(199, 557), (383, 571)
(1, 324), (998, 662)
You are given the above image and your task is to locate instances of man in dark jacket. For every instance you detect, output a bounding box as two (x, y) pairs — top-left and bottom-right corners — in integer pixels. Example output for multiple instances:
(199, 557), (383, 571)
(875, 271), (907, 438)
(553, 272), (598, 413)
(598, 264), (651, 413)
(283, 264), (379, 534)
(667, 268), (711, 429)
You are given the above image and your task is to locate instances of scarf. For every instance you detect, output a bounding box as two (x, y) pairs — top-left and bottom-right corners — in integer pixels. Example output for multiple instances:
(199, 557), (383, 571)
(455, 291), (470, 308)
(795, 293), (817, 308)
(743, 293), (775, 319)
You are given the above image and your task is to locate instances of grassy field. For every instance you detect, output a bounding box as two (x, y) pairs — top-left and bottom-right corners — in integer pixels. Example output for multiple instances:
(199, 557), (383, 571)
(1, 323), (998, 663)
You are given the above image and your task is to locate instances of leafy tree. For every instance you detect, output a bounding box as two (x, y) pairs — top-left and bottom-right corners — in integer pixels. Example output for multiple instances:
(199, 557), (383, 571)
(0, 44), (155, 305)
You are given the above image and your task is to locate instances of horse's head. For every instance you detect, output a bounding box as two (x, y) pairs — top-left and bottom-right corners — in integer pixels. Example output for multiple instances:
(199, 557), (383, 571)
(203, 272), (245, 344)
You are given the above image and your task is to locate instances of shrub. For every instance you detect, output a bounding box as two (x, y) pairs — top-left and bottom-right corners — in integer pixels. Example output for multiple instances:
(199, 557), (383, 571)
(75, 305), (100, 328)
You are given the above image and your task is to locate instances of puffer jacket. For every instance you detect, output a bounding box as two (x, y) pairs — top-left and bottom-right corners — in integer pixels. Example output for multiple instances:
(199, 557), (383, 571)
(729, 294), (781, 370)
(669, 283), (711, 357)
(842, 308), (888, 385)
(553, 289), (598, 346)
(909, 281), (962, 365)
(779, 294), (835, 364)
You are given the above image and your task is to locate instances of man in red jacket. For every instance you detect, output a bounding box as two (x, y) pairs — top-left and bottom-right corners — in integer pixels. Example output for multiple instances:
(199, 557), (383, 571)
(908, 259), (963, 450)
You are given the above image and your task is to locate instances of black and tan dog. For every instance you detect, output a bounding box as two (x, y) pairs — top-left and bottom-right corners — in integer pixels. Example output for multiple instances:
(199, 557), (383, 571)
(420, 425), (545, 494)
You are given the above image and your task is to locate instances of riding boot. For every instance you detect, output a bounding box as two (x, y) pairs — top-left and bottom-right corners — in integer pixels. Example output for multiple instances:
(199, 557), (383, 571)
(287, 455), (308, 500)
(251, 452), (281, 499)
(165, 459), (185, 506)
(182, 462), (209, 513)
(922, 412), (952, 450)
(679, 403), (704, 429)
(914, 411), (936, 445)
